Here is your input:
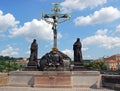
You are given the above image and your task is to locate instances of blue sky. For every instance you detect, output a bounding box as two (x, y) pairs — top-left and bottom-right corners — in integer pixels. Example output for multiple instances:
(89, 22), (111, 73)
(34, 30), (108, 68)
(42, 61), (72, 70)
(0, 0), (120, 59)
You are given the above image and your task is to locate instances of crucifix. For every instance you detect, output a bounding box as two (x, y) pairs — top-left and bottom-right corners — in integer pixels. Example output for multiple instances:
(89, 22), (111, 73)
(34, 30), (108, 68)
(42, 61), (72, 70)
(41, 3), (70, 52)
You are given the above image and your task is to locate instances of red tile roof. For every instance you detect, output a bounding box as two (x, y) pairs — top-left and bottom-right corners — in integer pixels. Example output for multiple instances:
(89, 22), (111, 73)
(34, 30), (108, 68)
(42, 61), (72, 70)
(111, 54), (120, 57)
(106, 60), (118, 63)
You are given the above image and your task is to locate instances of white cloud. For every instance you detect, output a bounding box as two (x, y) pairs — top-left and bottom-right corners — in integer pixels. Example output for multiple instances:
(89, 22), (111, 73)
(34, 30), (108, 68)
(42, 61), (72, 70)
(0, 10), (19, 32)
(62, 49), (91, 60)
(115, 24), (120, 35)
(25, 51), (30, 55)
(82, 29), (120, 49)
(61, 0), (107, 12)
(0, 34), (6, 38)
(0, 10), (3, 15)
(74, 6), (120, 25)
(82, 47), (89, 51)
(0, 45), (19, 57)
(62, 48), (88, 60)
(62, 49), (73, 59)
(96, 29), (108, 35)
(83, 55), (93, 59)
(10, 19), (62, 41)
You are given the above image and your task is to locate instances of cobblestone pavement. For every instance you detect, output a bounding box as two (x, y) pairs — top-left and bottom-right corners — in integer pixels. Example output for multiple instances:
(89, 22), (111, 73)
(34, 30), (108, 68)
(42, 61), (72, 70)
(0, 87), (115, 91)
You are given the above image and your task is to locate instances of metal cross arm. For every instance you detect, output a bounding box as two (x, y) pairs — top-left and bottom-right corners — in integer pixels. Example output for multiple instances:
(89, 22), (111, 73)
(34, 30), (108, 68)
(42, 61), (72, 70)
(41, 3), (71, 52)
(41, 13), (70, 23)
(42, 13), (70, 18)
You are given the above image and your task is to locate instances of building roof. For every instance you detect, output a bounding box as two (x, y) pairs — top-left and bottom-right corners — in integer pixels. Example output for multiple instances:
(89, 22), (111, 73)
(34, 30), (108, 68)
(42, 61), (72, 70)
(111, 54), (120, 57)
(105, 60), (118, 63)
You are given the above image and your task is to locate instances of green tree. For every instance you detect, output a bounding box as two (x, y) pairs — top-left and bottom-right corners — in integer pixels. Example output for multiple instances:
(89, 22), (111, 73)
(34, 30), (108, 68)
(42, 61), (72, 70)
(0, 60), (24, 72)
(83, 61), (107, 71)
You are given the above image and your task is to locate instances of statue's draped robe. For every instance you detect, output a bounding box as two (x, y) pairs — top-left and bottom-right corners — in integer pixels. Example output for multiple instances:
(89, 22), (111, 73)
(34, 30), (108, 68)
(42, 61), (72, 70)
(73, 40), (82, 62)
(30, 41), (38, 63)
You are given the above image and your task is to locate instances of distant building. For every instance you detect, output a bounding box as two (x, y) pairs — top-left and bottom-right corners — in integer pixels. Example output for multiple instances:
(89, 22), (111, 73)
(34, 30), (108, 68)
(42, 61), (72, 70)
(105, 60), (119, 70)
(16, 58), (29, 67)
(109, 54), (120, 61)
(104, 54), (120, 70)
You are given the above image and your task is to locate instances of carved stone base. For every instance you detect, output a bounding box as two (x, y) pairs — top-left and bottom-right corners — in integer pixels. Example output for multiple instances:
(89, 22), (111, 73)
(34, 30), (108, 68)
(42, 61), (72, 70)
(40, 51), (71, 71)
(7, 71), (101, 88)
(73, 62), (86, 71)
(27, 61), (38, 66)
(34, 71), (72, 88)
(44, 67), (64, 71)
(25, 66), (38, 71)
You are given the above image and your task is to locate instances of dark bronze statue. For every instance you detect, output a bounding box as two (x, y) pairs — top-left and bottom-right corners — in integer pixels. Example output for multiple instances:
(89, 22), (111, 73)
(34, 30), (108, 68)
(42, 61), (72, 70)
(40, 51), (64, 71)
(28, 39), (38, 66)
(73, 38), (82, 63)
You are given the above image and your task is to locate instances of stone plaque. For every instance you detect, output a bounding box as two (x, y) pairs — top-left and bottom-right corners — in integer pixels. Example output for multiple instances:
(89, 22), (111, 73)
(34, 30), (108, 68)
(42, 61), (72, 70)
(34, 72), (72, 88)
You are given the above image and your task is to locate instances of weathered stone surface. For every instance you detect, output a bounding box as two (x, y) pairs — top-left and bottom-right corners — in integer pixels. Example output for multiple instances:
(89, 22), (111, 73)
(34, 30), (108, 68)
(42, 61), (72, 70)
(7, 71), (101, 88)
(39, 51), (71, 71)
(0, 73), (8, 86)
(73, 38), (82, 63)
(28, 39), (38, 66)
(73, 38), (86, 71)
(73, 62), (86, 71)
(0, 87), (113, 91)
(24, 66), (38, 71)
(25, 39), (38, 71)
(34, 71), (72, 88)
(7, 71), (35, 87)
(102, 75), (120, 90)
(72, 71), (100, 88)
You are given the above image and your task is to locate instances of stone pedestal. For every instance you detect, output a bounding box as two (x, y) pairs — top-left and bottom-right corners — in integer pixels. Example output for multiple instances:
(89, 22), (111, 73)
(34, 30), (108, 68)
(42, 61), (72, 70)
(25, 61), (38, 71)
(7, 71), (101, 88)
(34, 71), (72, 88)
(7, 71), (35, 87)
(25, 66), (38, 71)
(73, 62), (86, 71)
(40, 51), (71, 71)
(72, 71), (101, 88)
(44, 67), (64, 71)
(0, 73), (8, 86)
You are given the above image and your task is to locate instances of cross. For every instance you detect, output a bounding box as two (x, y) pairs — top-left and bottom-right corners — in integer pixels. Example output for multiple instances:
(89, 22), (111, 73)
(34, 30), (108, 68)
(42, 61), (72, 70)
(41, 3), (70, 52)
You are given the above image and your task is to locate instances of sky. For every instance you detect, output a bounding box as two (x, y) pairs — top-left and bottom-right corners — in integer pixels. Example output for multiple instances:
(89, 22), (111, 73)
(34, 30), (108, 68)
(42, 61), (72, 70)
(0, 0), (120, 60)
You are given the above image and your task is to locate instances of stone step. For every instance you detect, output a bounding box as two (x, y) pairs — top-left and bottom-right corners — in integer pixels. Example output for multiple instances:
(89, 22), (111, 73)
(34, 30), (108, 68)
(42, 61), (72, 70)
(24, 66), (38, 71)
(0, 87), (114, 91)
(74, 62), (83, 66)
(73, 66), (86, 71)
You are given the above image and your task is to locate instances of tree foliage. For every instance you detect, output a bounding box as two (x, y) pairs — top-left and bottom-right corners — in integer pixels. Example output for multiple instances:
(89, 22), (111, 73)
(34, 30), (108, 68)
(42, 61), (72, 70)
(84, 61), (107, 71)
(0, 57), (24, 72)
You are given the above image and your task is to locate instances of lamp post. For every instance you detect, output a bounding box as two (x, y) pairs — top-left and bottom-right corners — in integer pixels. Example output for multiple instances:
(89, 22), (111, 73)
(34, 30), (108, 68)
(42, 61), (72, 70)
(41, 3), (70, 52)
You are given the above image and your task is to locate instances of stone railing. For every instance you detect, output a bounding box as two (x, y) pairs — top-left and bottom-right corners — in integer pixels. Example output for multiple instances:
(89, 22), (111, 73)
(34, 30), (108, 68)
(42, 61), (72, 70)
(0, 73), (8, 86)
(6, 71), (100, 88)
(1, 71), (120, 90)
(102, 74), (120, 90)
